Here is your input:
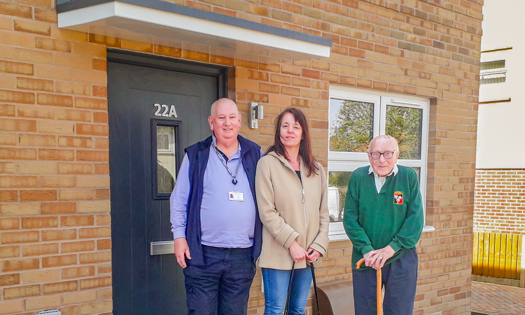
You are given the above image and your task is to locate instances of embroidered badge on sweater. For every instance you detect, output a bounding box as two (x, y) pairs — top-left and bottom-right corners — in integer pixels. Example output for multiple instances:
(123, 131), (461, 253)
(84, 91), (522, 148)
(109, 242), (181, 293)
(393, 191), (403, 204)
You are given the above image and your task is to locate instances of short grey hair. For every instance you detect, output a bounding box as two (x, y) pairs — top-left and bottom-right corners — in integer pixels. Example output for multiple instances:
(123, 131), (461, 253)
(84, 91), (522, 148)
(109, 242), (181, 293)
(368, 135), (399, 151)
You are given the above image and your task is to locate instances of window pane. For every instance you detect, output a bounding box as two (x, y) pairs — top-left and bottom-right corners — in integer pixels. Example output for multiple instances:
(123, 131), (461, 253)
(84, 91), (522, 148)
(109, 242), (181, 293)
(330, 98), (374, 152)
(328, 171), (353, 223)
(385, 105), (422, 160)
(157, 126), (176, 194)
(480, 60), (505, 70)
(410, 167), (420, 183)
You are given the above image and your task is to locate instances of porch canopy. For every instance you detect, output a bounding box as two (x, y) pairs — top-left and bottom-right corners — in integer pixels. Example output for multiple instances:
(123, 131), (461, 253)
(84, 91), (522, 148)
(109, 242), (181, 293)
(57, 0), (332, 63)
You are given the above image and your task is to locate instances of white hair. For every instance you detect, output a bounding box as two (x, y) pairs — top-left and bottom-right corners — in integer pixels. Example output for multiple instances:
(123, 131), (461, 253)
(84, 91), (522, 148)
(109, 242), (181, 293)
(368, 135), (399, 151)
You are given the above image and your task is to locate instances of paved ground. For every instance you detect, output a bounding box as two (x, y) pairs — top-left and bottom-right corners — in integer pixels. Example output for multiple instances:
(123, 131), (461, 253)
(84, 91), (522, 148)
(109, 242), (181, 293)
(472, 281), (525, 315)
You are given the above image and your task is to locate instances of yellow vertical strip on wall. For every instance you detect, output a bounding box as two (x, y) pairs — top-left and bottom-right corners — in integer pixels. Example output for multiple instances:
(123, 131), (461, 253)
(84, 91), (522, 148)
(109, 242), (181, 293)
(506, 234), (513, 279)
(500, 234), (507, 278)
(511, 234), (519, 279)
(517, 235), (522, 281)
(473, 232), (479, 275)
(478, 232), (485, 276)
(494, 233), (501, 278)
(488, 232), (495, 277)
(483, 232), (490, 276)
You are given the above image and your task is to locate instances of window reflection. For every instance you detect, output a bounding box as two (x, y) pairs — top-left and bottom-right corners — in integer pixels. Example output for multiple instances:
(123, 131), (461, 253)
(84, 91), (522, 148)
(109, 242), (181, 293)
(157, 126), (176, 194)
(329, 99), (374, 152)
(328, 171), (353, 223)
(385, 105), (422, 160)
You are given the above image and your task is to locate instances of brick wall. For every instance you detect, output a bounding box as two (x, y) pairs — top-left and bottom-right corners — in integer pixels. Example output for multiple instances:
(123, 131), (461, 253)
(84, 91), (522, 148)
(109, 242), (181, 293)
(474, 169), (525, 234)
(0, 0), (112, 314)
(0, 0), (482, 314)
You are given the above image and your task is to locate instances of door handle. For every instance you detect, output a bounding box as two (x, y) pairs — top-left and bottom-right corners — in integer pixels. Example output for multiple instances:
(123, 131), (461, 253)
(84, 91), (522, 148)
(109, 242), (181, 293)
(150, 241), (174, 256)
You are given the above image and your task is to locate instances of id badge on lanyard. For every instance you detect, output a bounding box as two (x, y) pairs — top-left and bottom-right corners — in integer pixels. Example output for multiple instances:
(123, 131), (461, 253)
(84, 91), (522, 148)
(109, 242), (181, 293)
(213, 145), (244, 202)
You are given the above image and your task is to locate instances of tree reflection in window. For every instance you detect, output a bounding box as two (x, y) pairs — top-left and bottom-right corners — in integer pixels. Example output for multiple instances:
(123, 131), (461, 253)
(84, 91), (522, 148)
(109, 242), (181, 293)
(330, 99), (374, 152)
(385, 106), (422, 160)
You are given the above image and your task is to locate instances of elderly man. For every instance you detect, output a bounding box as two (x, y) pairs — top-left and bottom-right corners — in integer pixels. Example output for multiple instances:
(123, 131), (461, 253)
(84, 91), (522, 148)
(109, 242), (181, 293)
(344, 135), (424, 315)
(170, 98), (262, 315)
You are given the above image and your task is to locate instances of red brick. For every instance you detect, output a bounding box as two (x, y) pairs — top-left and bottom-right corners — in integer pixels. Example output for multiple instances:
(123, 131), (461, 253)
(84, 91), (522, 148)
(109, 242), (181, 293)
(0, 218), (19, 230)
(80, 276), (112, 289)
(42, 254), (77, 267)
(77, 124), (109, 136)
(75, 97), (108, 110)
(1, 258), (39, 271)
(0, 273), (20, 286)
(22, 243), (58, 256)
(20, 190), (57, 202)
(93, 85), (107, 97)
(1, 231), (39, 244)
(0, 176), (38, 188)
(0, 3), (32, 18)
(41, 229), (77, 241)
(0, 60), (33, 75)
(3, 284), (40, 299)
(62, 266), (95, 279)
(0, 246), (20, 259)
(0, 118), (36, 132)
(37, 93), (73, 107)
(14, 19), (50, 35)
(79, 227), (111, 239)
(42, 202), (76, 214)
(39, 149), (75, 161)
(77, 150), (109, 162)
(97, 239), (111, 250)
(80, 251), (111, 264)
(61, 215), (94, 227)
(0, 190), (18, 202)
(62, 240), (95, 253)
(43, 280), (78, 295)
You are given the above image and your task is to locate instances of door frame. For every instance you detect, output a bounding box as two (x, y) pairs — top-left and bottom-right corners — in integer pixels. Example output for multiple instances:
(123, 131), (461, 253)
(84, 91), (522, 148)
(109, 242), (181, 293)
(107, 49), (229, 314)
(107, 49), (229, 96)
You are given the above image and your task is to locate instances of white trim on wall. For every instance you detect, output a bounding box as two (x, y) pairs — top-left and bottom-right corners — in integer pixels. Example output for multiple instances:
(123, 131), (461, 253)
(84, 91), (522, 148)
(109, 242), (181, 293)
(58, 1), (331, 59)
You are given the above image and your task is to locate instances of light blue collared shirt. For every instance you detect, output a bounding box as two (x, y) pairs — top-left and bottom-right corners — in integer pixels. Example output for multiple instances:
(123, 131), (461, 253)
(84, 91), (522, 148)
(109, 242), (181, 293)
(368, 164), (399, 193)
(170, 136), (262, 248)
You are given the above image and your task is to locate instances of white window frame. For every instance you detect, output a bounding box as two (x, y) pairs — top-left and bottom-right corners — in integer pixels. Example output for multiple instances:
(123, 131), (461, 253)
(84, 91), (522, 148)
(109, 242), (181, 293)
(328, 87), (433, 241)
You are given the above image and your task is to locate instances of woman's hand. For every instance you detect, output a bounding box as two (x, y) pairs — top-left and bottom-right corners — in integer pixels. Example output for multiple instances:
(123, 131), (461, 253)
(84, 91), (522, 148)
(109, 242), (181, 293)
(289, 241), (308, 263)
(306, 248), (321, 263)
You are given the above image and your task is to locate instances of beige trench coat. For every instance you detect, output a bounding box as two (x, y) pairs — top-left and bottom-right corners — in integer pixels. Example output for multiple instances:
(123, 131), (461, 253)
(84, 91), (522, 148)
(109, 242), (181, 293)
(255, 151), (330, 270)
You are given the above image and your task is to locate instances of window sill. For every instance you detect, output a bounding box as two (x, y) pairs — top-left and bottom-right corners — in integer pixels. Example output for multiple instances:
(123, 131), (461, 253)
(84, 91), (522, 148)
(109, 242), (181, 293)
(328, 225), (435, 242)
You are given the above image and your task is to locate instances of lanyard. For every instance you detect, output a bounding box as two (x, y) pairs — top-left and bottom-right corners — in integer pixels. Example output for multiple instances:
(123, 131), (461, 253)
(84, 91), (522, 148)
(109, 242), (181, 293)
(212, 145), (242, 189)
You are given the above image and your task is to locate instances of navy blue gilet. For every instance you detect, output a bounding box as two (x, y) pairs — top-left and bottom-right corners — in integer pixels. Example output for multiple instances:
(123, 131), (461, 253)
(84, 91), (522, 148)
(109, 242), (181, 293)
(184, 135), (262, 266)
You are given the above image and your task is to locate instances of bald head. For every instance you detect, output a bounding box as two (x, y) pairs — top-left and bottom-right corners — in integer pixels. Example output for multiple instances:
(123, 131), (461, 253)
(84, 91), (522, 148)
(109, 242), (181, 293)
(210, 98), (238, 117)
(208, 98), (241, 144)
(369, 135), (399, 152)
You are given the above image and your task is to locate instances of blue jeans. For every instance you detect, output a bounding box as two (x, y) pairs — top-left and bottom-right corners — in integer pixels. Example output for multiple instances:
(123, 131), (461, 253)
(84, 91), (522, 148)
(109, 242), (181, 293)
(183, 246), (256, 315)
(353, 248), (418, 315)
(262, 266), (313, 315)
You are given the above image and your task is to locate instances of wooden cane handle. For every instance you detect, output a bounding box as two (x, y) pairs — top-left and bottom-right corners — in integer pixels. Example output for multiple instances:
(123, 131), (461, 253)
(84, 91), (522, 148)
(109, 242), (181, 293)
(356, 258), (365, 269)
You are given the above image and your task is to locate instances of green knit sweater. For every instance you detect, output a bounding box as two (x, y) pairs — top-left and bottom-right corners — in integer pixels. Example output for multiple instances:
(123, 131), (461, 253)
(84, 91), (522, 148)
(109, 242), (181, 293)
(343, 165), (424, 270)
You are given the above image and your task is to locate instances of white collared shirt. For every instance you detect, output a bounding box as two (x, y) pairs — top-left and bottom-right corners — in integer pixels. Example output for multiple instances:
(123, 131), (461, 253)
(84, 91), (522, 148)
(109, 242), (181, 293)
(368, 164), (398, 193)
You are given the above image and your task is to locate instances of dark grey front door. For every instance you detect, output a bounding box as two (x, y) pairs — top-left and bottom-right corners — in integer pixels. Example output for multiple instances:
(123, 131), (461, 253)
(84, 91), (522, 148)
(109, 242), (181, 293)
(108, 52), (227, 315)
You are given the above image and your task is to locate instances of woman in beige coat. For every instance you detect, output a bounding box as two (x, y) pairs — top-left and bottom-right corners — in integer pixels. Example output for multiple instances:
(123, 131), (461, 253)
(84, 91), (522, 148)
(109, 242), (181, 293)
(255, 107), (329, 315)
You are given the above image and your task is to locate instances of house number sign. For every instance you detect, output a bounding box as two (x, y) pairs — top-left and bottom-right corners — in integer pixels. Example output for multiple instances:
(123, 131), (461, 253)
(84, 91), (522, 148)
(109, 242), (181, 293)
(153, 104), (178, 118)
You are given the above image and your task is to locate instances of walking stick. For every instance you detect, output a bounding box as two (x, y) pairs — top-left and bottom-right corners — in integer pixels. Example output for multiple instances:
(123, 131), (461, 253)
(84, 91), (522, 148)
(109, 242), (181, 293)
(356, 258), (382, 315)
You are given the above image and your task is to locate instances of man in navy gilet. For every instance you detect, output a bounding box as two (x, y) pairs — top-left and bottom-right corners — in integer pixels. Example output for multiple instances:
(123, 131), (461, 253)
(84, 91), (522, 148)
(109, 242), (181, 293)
(170, 98), (263, 315)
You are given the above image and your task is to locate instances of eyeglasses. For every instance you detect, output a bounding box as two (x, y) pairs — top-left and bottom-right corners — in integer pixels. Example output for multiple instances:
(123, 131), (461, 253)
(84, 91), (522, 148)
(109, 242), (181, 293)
(369, 151), (398, 160)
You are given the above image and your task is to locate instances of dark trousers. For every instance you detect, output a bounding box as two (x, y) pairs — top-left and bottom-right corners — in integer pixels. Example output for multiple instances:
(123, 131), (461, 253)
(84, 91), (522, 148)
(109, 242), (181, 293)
(183, 245), (256, 315)
(353, 249), (418, 315)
